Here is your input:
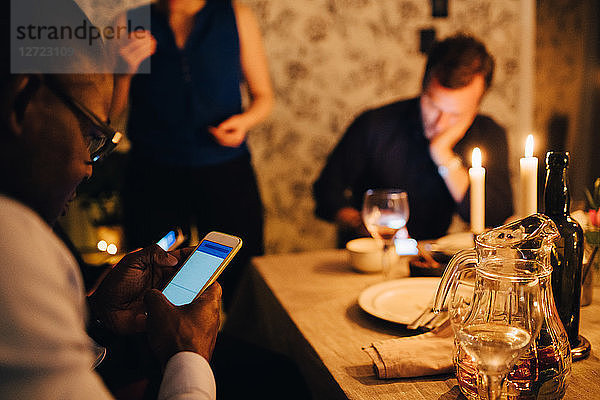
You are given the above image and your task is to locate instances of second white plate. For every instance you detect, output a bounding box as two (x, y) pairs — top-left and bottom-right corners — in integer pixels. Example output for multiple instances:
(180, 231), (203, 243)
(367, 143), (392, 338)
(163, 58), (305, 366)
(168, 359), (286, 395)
(358, 277), (441, 324)
(428, 232), (475, 255)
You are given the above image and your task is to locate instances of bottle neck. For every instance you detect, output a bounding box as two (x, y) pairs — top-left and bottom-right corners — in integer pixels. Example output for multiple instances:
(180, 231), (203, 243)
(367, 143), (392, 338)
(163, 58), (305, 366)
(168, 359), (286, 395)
(544, 167), (569, 216)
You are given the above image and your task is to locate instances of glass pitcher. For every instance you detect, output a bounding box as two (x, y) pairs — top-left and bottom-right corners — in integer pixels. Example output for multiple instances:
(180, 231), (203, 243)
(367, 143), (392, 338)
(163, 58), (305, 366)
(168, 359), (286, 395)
(433, 214), (571, 400)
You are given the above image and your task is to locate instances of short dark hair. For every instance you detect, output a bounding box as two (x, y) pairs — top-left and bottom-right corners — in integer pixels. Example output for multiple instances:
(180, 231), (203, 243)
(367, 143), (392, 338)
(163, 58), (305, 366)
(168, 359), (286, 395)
(422, 33), (494, 92)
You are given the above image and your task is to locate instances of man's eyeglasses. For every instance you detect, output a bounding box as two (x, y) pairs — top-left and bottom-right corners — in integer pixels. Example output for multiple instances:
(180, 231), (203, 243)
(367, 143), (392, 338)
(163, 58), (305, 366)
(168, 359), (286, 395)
(44, 78), (122, 165)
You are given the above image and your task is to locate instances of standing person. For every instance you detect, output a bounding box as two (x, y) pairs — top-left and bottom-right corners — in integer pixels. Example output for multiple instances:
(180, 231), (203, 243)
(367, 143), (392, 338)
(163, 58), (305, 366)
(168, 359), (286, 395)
(313, 33), (513, 246)
(0, 2), (221, 397)
(113, 0), (273, 309)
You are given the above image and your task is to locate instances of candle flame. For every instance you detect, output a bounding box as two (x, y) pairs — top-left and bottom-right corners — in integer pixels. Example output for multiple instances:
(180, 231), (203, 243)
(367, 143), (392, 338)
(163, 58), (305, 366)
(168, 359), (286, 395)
(107, 243), (118, 255)
(472, 147), (482, 168)
(525, 134), (534, 158)
(97, 240), (107, 252)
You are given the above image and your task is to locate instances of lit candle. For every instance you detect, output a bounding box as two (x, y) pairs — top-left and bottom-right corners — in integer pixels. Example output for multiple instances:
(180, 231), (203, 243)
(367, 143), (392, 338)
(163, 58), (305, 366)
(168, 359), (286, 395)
(519, 134), (538, 216)
(469, 147), (486, 234)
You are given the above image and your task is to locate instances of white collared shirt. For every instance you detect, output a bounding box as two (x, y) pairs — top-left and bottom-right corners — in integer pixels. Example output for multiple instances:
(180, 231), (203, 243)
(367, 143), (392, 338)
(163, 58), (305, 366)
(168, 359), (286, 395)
(0, 195), (215, 400)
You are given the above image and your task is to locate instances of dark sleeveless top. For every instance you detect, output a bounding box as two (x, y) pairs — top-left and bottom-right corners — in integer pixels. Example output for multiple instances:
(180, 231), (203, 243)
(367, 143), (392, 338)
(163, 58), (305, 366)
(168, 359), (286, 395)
(128, 0), (247, 166)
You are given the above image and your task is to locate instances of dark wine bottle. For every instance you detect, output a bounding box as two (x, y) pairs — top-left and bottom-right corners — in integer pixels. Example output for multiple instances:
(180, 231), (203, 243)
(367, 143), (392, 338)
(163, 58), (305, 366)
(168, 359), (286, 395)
(543, 152), (584, 349)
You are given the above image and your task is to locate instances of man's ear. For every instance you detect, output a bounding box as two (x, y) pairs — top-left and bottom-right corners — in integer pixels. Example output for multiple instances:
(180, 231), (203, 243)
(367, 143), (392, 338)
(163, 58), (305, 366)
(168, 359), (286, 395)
(2, 74), (42, 137)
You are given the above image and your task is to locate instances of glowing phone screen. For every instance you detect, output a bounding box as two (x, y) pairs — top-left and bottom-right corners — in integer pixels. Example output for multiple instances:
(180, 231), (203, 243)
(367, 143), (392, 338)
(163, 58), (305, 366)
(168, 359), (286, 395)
(162, 240), (232, 306)
(157, 231), (177, 251)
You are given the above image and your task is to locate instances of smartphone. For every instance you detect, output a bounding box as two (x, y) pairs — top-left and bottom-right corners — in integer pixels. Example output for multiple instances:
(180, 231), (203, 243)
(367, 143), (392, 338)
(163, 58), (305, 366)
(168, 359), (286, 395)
(161, 231), (242, 306)
(157, 228), (185, 251)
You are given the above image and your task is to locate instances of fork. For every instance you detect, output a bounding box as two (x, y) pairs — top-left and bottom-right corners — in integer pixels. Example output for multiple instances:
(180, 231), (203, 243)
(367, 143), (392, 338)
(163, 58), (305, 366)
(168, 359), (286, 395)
(423, 310), (449, 331)
(406, 303), (436, 330)
(406, 305), (448, 331)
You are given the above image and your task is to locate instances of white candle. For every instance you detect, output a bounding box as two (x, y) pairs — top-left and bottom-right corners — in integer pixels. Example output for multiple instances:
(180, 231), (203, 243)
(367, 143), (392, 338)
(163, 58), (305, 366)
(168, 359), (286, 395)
(519, 134), (538, 216)
(469, 147), (486, 234)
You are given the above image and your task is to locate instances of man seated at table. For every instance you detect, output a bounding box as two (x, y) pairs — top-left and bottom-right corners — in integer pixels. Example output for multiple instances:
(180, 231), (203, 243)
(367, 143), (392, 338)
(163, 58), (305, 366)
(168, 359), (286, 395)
(313, 33), (513, 246)
(0, 2), (221, 398)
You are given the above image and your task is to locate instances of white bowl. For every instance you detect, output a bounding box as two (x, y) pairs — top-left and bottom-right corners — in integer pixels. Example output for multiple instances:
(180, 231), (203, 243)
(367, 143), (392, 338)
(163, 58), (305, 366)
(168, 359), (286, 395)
(346, 238), (383, 273)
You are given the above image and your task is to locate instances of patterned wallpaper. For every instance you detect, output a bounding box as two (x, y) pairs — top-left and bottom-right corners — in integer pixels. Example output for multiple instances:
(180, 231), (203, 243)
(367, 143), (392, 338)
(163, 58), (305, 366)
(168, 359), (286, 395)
(535, 0), (585, 136)
(243, 0), (523, 253)
(534, 0), (592, 201)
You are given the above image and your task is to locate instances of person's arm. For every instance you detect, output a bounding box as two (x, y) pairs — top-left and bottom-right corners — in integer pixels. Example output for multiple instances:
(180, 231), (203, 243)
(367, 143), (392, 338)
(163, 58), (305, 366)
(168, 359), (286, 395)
(88, 245), (221, 400)
(110, 31), (156, 118)
(158, 352), (216, 400)
(208, 2), (273, 147)
(455, 119), (514, 226)
(428, 115), (471, 203)
(235, 1), (274, 128)
(0, 204), (113, 399)
(88, 245), (185, 335)
(433, 150), (470, 202)
(145, 285), (221, 400)
(313, 114), (371, 229)
(109, 11), (156, 119)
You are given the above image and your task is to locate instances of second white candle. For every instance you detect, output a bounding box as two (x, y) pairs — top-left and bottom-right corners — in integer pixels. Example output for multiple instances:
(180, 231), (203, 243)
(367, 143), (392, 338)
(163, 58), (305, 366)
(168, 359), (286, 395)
(519, 134), (538, 216)
(469, 147), (486, 234)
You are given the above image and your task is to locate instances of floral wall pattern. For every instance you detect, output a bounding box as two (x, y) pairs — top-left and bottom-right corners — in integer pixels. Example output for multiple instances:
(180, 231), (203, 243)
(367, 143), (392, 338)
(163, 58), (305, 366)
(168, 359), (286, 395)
(244, 0), (524, 253)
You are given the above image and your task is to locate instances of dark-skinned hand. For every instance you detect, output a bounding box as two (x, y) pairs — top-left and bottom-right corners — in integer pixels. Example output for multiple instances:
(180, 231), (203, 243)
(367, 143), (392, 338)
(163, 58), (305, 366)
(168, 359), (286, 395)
(88, 244), (194, 335)
(144, 283), (222, 366)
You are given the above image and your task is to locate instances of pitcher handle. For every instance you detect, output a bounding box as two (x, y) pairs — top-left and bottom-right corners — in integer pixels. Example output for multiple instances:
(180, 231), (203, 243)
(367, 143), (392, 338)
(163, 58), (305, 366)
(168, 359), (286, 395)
(432, 248), (478, 313)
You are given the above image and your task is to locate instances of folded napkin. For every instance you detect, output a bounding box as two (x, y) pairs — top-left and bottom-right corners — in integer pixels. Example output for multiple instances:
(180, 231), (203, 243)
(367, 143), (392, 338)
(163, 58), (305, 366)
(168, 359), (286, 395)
(363, 328), (454, 379)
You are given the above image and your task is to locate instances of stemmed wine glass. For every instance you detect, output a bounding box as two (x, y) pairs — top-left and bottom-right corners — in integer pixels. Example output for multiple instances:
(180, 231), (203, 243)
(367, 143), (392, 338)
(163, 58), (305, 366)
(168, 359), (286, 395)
(361, 189), (409, 279)
(452, 258), (545, 400)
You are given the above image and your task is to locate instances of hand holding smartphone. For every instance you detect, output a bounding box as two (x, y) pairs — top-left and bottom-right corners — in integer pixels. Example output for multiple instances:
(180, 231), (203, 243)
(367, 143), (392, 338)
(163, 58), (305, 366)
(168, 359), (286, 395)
(161, 231), (242, 306)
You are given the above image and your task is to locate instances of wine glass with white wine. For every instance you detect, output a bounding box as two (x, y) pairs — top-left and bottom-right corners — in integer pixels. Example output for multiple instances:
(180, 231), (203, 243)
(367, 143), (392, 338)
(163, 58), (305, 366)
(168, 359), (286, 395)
(361, 189), (409, 279)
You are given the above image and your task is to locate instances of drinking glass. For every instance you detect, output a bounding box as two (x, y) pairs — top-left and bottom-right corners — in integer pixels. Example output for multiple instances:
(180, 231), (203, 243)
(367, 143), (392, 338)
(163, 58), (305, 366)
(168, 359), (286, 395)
(361, 189), (409, 279)
(451, 258), (545, 400)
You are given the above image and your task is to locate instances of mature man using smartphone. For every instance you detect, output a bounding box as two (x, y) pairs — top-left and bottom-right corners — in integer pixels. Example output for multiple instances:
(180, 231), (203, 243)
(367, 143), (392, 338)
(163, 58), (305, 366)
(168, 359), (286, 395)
(0, 1), (220, 398)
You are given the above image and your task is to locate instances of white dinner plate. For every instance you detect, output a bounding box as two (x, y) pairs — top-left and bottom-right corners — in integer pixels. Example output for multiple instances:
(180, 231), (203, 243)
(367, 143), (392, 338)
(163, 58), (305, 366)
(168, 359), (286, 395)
(428, 232), (474, 255)
(358, 277), (441, 324)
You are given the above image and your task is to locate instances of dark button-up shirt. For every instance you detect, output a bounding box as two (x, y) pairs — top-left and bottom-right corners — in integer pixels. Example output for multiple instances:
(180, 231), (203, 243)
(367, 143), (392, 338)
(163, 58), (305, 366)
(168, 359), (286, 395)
(313, 97), (514, 240)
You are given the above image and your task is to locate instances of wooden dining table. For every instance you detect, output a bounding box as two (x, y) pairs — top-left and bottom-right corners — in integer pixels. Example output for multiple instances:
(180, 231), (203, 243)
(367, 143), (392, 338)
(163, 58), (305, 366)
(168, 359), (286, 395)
(223, 248), (600, 400)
